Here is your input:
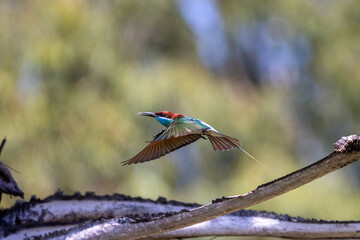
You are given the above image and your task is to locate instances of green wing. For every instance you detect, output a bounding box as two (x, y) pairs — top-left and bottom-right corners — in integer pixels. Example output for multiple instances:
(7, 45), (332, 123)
(154, 116), (210, 140)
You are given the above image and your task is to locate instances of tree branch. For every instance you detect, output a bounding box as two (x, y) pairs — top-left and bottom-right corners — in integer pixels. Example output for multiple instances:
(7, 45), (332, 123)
(2, 135), (360, 239)
(4, 197), (360, 239)
(62, 135), (360, 240)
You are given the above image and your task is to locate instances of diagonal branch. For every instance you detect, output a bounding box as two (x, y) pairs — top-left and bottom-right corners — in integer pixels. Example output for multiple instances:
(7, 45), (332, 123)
(61, 134), (360, 240)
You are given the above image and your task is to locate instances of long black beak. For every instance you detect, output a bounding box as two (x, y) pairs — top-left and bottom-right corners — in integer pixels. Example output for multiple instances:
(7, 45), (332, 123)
(138, 112), (156, 117)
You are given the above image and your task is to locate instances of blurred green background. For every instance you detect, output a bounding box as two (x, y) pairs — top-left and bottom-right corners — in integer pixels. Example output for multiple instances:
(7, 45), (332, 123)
(1, 0), (360, 223)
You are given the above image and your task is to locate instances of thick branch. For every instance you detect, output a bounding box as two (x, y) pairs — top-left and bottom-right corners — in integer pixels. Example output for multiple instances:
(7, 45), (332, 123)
(1, 191), (199, 235)
(152, 217), (360, 239)
(63, 135), (360, 240)
(4, 199), (360, 239)
(2, 135), (359, 239)
(61, 214), (360, 239)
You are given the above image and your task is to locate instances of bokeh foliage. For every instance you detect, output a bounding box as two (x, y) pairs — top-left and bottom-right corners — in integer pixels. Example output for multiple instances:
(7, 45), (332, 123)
(1, 0), (360, 222)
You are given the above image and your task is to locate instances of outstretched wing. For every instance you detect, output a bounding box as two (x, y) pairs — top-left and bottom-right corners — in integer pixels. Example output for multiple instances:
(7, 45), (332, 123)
(207, 132), (241, 151)
(122, 134), (202, 165)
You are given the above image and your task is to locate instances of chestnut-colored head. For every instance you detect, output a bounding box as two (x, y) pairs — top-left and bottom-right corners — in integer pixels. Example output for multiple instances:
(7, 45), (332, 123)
(155, 111), (183, 119)
(138, 111), (183, 127)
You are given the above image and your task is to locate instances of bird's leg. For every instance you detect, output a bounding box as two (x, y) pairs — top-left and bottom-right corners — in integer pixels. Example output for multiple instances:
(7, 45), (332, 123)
(200, 135), (208, 140)
(200, 130), (209, 140)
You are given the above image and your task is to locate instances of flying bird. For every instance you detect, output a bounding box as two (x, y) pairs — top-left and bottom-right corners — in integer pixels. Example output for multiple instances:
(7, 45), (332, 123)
(123, 111), (257, 165)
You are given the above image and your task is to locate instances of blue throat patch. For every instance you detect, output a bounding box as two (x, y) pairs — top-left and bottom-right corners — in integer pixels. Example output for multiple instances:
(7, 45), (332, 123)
(155, 117), (173, 127)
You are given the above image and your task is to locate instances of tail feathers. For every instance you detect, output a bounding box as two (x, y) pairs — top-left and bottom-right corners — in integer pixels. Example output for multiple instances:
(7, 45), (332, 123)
(238, 146), (256, 161)
(208, 135), (265, 168)
(238, 146), (267, 169)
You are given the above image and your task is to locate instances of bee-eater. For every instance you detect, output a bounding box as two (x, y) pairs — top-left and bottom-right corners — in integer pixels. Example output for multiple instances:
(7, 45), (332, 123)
(123, 111), (257, 165)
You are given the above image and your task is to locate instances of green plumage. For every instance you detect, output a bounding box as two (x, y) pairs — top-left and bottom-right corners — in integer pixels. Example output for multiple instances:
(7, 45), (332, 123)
(123, 111), (255, 165)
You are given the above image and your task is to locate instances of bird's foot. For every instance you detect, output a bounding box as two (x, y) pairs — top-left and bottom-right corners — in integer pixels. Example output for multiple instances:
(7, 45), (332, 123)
(201, 135), (208, 140)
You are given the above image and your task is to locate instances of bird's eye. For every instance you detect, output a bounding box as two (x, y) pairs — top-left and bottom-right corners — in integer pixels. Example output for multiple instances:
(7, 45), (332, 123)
(191, 118), (195, 121)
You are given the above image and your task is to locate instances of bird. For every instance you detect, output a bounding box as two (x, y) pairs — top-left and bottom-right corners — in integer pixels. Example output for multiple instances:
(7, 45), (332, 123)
(123, 111), (257, 165)
(0, 138), (24, 202)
